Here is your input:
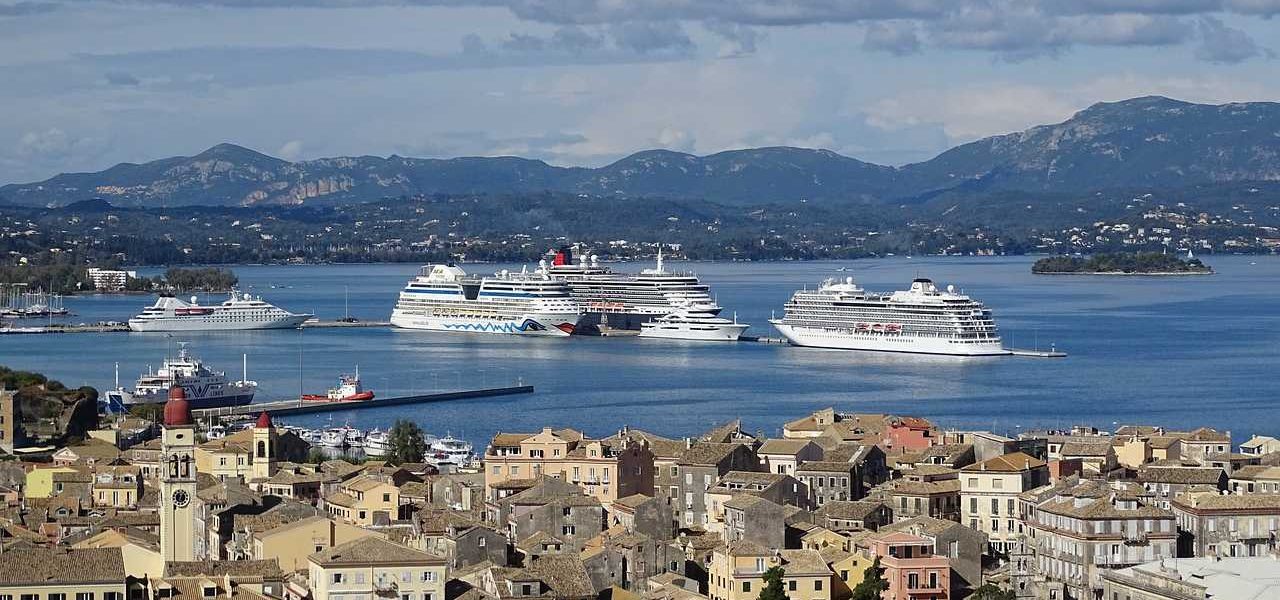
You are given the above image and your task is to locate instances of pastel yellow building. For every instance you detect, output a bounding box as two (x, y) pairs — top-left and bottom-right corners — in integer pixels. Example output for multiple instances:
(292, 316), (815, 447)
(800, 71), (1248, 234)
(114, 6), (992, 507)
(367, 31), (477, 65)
(325, 474), (401, 526)
(252, 514), (381, 573)
(709, 541), (832, 600)
(306, 536), (447, 600)
(485, 427), (655, 507)
(23, 465), (79, 498)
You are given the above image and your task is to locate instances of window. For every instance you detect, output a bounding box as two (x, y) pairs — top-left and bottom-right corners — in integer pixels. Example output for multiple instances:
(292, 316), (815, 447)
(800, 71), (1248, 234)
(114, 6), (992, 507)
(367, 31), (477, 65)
(402, 571), (412, 583)
(908, 573), (919, 589)
(333, 573), (344, 584)
(992, 498), (1000, 514)
(22, 595), (39, 600)
(478, 537), (486, 547)
(742, 582), (751, 593)
(970, 498), (977, 513)
(422, 571), (437, 582)
(992, 520), (999, 531)
(993, 479), (1003, 489)
(968, 477), (978, 487)
(671, 466), (678, 477)
(814, 580), (823, 591)
(788, 580), (797, 591)
(49, 596), (68, 600)
(562, 525), (576, 535)
(77, 594), (96, 600)
(383, 493), (391, 502)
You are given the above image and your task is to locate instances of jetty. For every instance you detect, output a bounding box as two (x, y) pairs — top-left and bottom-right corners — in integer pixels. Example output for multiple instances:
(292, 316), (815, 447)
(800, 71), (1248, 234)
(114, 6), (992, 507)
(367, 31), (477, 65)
(1008, 347), (1067, 358)
(191, 384), (534, 419)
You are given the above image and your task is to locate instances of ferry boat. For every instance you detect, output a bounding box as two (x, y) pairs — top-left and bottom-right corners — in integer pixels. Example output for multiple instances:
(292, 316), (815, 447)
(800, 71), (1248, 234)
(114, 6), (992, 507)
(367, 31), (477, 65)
(539, 245), (722, 333)
(103, 344), (257, 411)
(128, 290), (312, 332)
(769, 277), (1009, 356)
(639, 306), (749, 341)
(302, 369), (374, 402)
(390, 264), (581, 336)
(426, 434), (474, 467)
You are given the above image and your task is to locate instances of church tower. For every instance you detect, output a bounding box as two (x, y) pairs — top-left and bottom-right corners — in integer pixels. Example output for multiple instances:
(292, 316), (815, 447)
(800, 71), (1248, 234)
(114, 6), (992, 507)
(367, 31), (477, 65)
(159, 386), (196, 562)
(250, 411), (276, 482)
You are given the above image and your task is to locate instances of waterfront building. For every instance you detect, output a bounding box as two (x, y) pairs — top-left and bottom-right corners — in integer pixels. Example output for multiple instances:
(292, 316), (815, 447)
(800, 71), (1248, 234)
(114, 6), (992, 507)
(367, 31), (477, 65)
(1171, 490), (1280, 557)
(959, 451), (1049, 555)
(86, 267), (137, 291)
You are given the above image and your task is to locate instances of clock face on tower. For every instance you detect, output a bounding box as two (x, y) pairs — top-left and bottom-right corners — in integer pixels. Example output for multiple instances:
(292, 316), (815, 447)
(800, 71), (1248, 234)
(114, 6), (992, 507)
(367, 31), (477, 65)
(172, 489), (190, 508)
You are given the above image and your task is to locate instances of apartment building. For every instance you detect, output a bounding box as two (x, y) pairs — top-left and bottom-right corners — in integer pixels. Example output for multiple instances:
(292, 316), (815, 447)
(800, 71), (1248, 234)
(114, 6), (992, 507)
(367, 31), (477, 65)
(959, 451), (1049, 554)
(485, 427), (656, 507)
(1171, 491), (1280, 558)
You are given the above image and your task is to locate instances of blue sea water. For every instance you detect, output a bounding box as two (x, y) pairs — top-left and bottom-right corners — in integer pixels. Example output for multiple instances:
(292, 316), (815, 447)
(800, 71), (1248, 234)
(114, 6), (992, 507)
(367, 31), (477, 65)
(2, 255), (1277, 448)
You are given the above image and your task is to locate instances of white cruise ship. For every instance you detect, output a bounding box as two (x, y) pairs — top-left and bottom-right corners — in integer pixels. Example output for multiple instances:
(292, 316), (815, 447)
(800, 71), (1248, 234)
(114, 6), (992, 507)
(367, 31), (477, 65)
(390, 264), (581, 336)
(102, 343), (256, 411)
(770, 277), (1008, 356)
(128, 291), (312, 332)
(539, 245), (721, 333)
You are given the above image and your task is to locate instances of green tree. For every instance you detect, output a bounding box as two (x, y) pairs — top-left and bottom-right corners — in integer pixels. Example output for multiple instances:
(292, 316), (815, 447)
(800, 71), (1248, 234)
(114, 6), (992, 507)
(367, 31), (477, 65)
(387, 419), (428, 465)
(757, 566), (788, 600)
(850, 557), (888, 600)
(970, 584), (1015, 600)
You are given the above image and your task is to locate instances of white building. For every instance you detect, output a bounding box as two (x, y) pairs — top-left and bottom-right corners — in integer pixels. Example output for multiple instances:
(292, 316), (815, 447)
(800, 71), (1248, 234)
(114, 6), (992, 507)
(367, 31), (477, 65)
(87, 268), (137, 291)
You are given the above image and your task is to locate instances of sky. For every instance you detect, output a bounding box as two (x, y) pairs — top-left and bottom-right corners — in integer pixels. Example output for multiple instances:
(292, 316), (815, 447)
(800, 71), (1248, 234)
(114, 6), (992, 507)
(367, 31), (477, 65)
(2, 0), (1279, 183)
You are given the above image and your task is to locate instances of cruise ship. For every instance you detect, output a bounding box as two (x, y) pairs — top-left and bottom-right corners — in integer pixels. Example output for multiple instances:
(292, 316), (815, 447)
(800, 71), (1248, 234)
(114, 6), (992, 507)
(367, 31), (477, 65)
(539, 246), (721, 333)
(127, 291), (312, 331)
(102, 344), (256, 411)
(390, 264), (581, 336)
(770, 277), (1009, 356)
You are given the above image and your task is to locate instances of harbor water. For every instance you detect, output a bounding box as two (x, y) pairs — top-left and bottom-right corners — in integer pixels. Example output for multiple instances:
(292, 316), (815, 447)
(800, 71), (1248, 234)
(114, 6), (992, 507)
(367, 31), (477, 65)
(2, 255), (1277, 449)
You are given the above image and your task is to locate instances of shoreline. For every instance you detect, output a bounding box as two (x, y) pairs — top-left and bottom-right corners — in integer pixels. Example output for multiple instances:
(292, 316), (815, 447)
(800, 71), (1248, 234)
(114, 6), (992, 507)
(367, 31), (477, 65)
(1032, 270), (1214, 276)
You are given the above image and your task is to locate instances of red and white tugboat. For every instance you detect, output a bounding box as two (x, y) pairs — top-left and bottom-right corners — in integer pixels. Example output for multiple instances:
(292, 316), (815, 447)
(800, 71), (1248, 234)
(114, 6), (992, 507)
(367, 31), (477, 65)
(302, 367), (374, 402)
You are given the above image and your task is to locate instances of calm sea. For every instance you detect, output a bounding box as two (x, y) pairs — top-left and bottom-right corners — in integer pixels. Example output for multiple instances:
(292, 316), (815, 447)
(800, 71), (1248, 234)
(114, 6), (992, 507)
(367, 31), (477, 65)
(2, 256), (1277, 447)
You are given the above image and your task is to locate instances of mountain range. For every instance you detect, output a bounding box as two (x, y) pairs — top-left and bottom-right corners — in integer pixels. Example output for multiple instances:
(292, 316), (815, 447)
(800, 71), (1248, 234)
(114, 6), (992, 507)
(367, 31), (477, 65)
(3, 96), (1279, 208)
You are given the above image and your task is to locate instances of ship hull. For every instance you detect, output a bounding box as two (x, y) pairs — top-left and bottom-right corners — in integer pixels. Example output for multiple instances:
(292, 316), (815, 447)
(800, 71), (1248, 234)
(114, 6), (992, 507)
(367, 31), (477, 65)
(771, 322), (1009, 356)
(390, 311), (579, 337)
(106, 390), (255, 410)
(128, 314), (311, 332)
(639, 323), (749, 341)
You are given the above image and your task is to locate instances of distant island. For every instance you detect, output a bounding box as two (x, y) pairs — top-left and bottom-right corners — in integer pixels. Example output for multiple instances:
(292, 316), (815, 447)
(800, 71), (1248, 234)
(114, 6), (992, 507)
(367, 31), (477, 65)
(1032, 252), (1213, 275)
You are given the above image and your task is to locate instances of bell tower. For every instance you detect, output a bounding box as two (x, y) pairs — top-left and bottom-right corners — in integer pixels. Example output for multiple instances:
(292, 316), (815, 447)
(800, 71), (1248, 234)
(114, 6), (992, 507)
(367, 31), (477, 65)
(160, 385), (196, 562)
(251, 411), (275, 482)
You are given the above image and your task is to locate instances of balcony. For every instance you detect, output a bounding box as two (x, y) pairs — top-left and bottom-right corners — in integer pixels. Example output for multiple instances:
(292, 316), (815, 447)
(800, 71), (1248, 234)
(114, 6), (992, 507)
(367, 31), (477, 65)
(373, 577), (399, 596)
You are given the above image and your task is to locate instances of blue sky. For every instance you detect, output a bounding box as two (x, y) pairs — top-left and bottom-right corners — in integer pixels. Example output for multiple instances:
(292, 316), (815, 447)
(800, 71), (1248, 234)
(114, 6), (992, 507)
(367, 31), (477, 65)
(1, 0), (1278, 183)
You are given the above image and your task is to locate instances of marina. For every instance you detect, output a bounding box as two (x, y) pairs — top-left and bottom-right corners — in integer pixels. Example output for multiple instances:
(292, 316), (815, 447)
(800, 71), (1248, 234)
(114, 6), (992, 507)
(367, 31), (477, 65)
(1, 256), (1275, 447)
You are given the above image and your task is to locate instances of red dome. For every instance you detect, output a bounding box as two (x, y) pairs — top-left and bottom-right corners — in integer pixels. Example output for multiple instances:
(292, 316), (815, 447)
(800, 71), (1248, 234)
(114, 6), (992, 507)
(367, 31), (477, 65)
(255, 411), (271, 429)
(163, 386), (193, 427)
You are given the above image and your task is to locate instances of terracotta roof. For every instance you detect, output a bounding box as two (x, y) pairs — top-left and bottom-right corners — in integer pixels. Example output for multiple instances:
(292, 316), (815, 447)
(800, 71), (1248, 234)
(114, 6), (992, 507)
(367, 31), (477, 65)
(0, 547), (124, 585)
(1176, 493), (1280, 511)
(779, 549), (832, 575)
(165, 559), (283, 579)
(491, 432), (534, 447)
(677, 442), (746, 466)
(612, 494), (654, 510)
(1182, 427), (1231, 443)
(881, 515), (966, 537)
(797, 461), (856, 473)
(725, 539), (771, 556)
(150, 577), (269, 600)
(961, 451), (1045, 473)
(889, 479), (961, 496)
(758, 439), (816, 455)
(1148, 436), (1181, 449)
(310, 536), (445, 566)
(525, 554), (595, 598)
(815, 500), (886, 521)
(1137, 467), (1225, 485)
(1060, 440), (1114, 457)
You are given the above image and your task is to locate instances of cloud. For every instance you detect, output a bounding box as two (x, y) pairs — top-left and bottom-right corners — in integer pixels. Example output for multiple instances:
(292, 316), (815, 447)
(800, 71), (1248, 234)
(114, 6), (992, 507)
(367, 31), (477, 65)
(702, 21), (764, 57)
(1194, 15), (1268, 63)
(607, 21), (695, 55)
(103, 70), (139, 85)
(863, 21), (922, 55)
(0, 1), (59, 17)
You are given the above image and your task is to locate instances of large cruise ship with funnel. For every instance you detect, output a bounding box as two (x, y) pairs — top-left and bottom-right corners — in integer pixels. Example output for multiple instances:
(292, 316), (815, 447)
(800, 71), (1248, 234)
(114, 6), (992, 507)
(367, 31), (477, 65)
(770, 276), (1008, 356)
(127, 291), (312, 331)
(390, 264), (581, 336)
(538, 245), (721, 333)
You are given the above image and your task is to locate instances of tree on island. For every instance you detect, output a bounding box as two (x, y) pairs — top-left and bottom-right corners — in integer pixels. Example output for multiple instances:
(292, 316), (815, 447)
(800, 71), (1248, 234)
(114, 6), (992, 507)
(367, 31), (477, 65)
(387, 419), (428, 465)
(757, 566), (789, 600)
(1032, 251), (1211, 274)
(850, 558), (888, 600)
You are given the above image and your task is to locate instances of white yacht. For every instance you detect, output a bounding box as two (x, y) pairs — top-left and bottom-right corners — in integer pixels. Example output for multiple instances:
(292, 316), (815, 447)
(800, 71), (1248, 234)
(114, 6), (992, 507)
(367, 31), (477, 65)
(128, 290), (312, 331)
(539, 245), (721, 333)
(639, 307), (749, 341)
(321, 424), (363, 448)
(364, 429), (391, 457)
(426, 434), (474, 467)
(770, 277), (1009, 356)
(102, 344), (256, 411)
(390, 264), (581, 336)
